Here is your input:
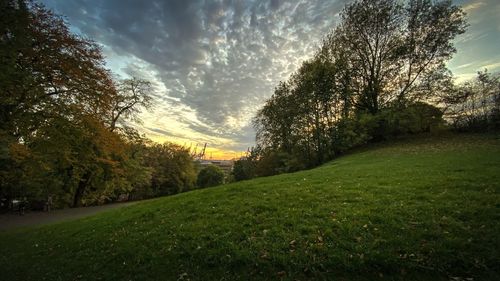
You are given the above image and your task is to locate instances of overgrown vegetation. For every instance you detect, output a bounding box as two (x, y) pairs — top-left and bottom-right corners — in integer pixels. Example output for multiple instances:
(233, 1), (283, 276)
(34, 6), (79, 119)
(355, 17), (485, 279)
(1, 133), (499, 280)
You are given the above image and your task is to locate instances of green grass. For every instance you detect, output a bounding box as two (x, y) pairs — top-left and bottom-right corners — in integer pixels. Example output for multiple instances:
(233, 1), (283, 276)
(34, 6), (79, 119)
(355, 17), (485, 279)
(1, 133), (499, 280)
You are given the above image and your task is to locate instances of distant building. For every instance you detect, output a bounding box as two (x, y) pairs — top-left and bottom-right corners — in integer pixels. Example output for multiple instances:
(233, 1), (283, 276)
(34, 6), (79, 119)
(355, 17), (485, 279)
(198, 159), (234, 174)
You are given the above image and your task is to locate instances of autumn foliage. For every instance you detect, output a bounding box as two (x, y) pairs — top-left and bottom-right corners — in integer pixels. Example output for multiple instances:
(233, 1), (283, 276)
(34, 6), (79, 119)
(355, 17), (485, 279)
(0, 0), (195, 207)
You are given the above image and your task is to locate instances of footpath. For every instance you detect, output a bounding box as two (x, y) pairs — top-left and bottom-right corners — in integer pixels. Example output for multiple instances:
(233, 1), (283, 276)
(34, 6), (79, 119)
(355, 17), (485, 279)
(0, 202), (136, 231)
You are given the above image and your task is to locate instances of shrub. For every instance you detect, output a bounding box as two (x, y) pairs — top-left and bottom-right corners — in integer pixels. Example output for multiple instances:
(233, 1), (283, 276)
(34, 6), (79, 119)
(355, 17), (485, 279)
(197, 165), (225, 188)
(254, 150), (305, 177)
(380, 102), (445, 137)
(232, 159), (255, 181)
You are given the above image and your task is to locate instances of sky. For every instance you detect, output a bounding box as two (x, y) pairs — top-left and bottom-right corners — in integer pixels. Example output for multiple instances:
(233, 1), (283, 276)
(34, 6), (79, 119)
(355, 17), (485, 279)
(41, 0), (500, 159)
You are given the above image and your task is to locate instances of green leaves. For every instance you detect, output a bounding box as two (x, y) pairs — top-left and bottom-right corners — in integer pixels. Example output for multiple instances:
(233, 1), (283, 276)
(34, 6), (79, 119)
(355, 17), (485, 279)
(254, 0), (467, 174)
(197, 165), (225, 188)
(143, 143), (196, 196)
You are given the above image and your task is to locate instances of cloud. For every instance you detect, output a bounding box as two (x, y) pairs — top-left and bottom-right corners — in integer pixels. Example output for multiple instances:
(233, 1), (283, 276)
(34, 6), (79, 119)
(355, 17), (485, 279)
(480, 61), (500, 70)
(462, 1), (485, 12)
(448, 0), (499, 84)
(453, 73), (476, 83)
(41, 0), (498, 155)
(41, 0), (347, 153)
(454, 62), (473, 69)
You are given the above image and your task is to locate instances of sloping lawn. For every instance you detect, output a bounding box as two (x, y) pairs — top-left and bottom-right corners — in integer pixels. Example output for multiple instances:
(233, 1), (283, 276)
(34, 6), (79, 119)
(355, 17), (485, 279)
(1, 133), (499, 280)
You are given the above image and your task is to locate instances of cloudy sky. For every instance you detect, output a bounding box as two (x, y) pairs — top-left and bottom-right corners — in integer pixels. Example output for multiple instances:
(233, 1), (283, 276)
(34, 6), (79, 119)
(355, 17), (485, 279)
(41, 0), (499, 159)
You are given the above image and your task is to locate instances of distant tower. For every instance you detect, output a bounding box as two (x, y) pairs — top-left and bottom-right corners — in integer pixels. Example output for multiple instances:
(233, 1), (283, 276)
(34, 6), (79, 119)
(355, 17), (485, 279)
(199, 143), (207, 160)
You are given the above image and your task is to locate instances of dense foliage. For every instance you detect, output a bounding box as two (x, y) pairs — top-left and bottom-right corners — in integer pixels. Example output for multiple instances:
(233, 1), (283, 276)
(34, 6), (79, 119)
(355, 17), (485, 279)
(250, 0), (468, 177)
(143, 143), (196, 197)
(232, 157), (256, 181)
(0, 1), (197, 208)
(197, 165), (225, 188)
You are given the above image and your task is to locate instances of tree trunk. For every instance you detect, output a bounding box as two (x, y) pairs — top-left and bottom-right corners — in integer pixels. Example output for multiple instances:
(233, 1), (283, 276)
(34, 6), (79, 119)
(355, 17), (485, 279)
(72, 172), (91, 207)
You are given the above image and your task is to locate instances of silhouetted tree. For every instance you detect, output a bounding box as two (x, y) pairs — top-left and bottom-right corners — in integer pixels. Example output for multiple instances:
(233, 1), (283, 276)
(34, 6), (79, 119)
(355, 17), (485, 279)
(326, 0), (467, 114)
(443, 70), (500, 131)
(253, 0), (466, 174)
(109, 78), (154, 132)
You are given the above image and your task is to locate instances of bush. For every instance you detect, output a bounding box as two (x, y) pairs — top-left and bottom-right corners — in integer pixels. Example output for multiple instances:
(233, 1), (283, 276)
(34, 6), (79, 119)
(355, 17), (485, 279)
(197, 165), (225, 188)
(330, 103), (444, 155)
(332, 116), (373, 154)
(254, 150), (305, 177)
(353, 102), (445, 142)
(380, 102), (445, 137)
(232, 159), (255, 181)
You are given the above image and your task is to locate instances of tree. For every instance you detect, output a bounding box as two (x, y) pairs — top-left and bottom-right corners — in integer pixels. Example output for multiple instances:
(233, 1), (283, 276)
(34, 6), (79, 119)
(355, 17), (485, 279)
(1, 0), (114, 204)
(325, 0), (467, 114)
(197, 165), (225, 188)
(109, 77), (154, 132)
(254, 57), (349, 167)
(144, 143), (196, 196)
(0, 1), (153, 207)
(254, 82), (296, 153)
(253, 0), (465, 173)
(232, 159), (255, 181)
(0, 0), (115, 139)
(442, 70), (500, 131)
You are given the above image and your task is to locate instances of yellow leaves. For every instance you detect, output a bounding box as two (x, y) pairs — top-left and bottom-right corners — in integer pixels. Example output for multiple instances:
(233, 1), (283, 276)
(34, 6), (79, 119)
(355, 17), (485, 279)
(9, 143), (31, 162)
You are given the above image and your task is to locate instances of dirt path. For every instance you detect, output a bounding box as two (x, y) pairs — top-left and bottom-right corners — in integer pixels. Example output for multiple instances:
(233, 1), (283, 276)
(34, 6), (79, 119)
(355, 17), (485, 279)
(0, 202), (137, 231)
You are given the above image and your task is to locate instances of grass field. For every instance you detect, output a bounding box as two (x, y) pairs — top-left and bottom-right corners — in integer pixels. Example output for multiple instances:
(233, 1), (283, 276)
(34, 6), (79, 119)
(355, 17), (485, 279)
(1, 133), (499, 280)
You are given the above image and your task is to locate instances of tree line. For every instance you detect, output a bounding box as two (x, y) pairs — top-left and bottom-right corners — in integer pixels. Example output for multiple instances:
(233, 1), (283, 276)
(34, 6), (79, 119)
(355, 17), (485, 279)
(232, 0), (499, 181)
(2, 0), (498, 202)
(0, 0), (225, 209)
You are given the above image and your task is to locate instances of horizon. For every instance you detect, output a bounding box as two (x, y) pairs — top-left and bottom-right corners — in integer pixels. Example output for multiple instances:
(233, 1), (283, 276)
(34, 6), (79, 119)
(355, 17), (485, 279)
(41, 0), (500, 159)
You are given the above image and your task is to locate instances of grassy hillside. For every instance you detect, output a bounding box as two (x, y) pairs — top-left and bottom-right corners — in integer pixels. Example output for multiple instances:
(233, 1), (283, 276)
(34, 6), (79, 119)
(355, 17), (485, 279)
(1, 133), (499, 280)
